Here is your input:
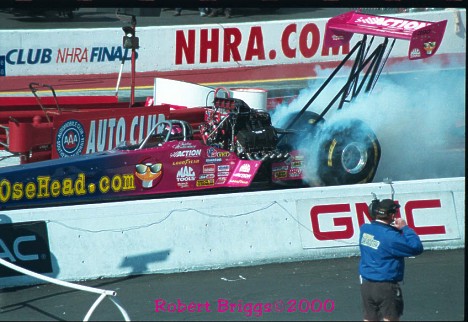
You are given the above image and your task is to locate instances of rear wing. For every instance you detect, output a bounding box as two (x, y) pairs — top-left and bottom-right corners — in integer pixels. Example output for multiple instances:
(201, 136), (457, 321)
(324, 11), (447, 60)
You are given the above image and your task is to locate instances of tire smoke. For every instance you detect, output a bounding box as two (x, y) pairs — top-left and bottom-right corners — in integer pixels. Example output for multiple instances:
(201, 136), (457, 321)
(271, 63), (465, 184)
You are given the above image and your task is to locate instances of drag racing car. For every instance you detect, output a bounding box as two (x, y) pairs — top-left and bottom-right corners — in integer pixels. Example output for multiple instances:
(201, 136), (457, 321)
(0, 11), (447, 210)
(0, 93), (382, 210)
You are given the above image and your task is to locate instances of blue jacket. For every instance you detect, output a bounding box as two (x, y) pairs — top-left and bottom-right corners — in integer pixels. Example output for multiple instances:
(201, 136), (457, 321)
(359, 221), (423, 282)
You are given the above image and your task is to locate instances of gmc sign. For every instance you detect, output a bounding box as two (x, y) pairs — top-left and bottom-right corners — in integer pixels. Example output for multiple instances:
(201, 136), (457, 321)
(297, 192), (461, 249)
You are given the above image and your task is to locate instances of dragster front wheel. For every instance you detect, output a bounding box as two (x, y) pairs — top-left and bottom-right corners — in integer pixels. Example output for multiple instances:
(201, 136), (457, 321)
(317, 119), (381, 185)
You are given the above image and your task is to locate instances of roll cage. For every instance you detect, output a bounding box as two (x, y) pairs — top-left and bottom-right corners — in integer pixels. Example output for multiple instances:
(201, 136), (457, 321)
(138, 119), (194, 149)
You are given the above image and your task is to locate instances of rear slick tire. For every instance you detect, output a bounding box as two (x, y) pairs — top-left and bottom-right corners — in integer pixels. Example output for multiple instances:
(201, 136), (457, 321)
(317, 119), (381, 186)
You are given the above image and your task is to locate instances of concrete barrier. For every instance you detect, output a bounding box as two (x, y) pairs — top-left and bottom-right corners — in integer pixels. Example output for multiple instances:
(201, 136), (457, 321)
(0, 177), (464, 288)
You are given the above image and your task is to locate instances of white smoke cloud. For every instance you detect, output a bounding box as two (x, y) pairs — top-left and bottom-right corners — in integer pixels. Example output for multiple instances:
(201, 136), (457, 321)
(271, 61), (465, 185)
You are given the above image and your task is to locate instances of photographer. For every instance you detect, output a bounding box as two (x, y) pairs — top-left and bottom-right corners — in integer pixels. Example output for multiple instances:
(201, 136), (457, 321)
(359, 199), (423, 321)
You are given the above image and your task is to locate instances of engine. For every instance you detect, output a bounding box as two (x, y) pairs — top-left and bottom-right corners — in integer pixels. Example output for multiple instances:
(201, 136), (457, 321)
(200, 97), (289, 161)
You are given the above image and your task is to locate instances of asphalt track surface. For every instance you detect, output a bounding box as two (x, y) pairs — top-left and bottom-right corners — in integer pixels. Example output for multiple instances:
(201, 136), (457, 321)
(0, 249), (465, 321)
(0, 7), (465, 322)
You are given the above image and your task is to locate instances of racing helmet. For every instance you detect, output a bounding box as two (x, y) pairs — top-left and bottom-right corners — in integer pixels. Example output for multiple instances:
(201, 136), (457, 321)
(162, 120), (193, 141)
(169, 123), (183, 139)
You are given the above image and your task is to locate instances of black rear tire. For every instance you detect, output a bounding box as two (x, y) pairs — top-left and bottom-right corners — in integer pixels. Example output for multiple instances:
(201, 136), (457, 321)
(317, 119), (381, 185)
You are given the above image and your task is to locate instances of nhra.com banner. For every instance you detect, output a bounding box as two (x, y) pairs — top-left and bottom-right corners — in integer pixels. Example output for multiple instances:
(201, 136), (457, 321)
(0, 221), (53, 277)
(0, 10), (464, 78)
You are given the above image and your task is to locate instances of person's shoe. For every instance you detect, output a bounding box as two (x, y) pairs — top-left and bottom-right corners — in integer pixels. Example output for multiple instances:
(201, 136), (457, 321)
(208, 11), (218, 17)
(173, 11), (181, 16)
(200, 12), (207, 17)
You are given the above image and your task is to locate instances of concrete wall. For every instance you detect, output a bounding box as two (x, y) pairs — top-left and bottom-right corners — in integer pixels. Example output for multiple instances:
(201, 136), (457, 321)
(1, 177), (464, 288)
(0, 9), (465, 77)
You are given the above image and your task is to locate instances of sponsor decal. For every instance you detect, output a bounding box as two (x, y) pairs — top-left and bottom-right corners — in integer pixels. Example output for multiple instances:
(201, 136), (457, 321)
(291, 161), (303, 168)
(135, 162), (163, 188)
(64, 113), (165, 156)
(423, 41), (436, 55)
(331, 35), (344, 41)
(206, 158), (222, 163)
(199, 174), (215, 180)
(176, 166), (196, 182)
(273, 170), (288, 179)
(0, 221), (52, 277)
(272, 166), (288, 172)
(172, 159), (200, 166)
(196, 179), (214, 187)
(0, 172), (136, 204)
(288, 168), (302, 178)
(218, 172), (230, 177)
(410, 48), (421, 58)
(203, 164), (216, 174)
(416, 29), (431, 36)
(217, 165), (230, 172)
(233, 173), (252, 179)
(216, 177), (227, 184)
(207, 147), (230, 158)
(239, 164), (251, 173)
(170, 150), (202, 158)
(177, 182), (189, 188)
(56, 119), (86, 157)
(228, 179), (249, 185)
(354, 16), (431, 30)
(174, 142), (197, 149)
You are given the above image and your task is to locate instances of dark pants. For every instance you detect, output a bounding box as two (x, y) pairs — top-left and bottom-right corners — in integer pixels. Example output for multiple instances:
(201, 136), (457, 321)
(361, 280), (404, 320)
